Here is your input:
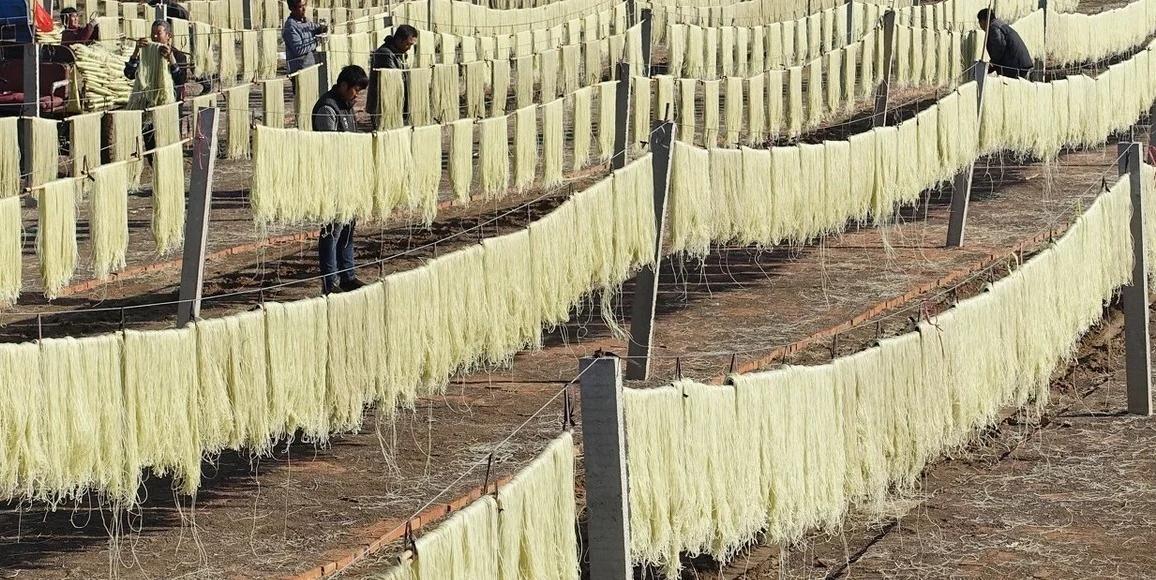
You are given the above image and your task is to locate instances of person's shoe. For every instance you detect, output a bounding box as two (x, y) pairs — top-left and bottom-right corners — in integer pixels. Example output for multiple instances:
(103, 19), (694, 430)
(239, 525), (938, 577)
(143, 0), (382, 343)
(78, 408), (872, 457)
(322, 281), (344, 295)
(339, 277), (366, 292)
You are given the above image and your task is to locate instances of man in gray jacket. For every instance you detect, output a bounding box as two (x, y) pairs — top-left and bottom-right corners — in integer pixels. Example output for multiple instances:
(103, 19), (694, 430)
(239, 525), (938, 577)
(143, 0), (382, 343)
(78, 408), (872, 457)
(283, 0), (328, 73)
(367, 24), (419, 127)
(313, 65), (370, 294)
(978, 9), (1034, 79)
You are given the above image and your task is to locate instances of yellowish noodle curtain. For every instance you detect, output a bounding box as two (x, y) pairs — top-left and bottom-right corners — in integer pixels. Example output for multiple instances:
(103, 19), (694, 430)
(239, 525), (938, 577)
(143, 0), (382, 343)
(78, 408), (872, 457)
(0, 197), (20, 304)
(251, 127), (375, 224)
(0, 118), (18, 198)
(89, 161), (130, 279)
(677, 79), (696, 144)
(30, 118), (60, 188)
(150, 102), (181, 147)
(261, 78), (285, 128)
(541, 98), (564, 187)
(448, 119), (474, 203)
(625, 174), (1138, 577)
(376, 434), (578, 580)
(126, 43), (178, 110)
(375, 69), (405, 129)
(597, 80), (616, 161)
(702, 79), (720, 147)
(0, 94), (662, 509)
(218, 29), (239, 82)
(410, 125), (442, 223)
(241, 30), (257, 81)
(491, 60), (511, 116)
(570, 86), (593, 170)
(108, 110), (143, 187)
(152, 142), (185, 255)
(225, 84), (251, 160)
(375, 128), (414, 218)
(259, 28), (279, 79)
(464, 62), (486, 118)
(68, 112), (102, 178)
(293, 65), (321, 131)
(36, 178), (79, 299)
(431, 63), (460, 122)
(479, 115), (511, 198)
(514, 106), (537, 191)
(407, 67), (433, 126)
(123, 328), (201, 495)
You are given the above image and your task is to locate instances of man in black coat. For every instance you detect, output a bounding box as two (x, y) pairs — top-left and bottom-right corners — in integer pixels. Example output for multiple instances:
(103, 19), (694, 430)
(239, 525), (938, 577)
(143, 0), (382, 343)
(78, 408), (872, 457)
(313, 65), (370, 294)
(978, 9), (1034, 79)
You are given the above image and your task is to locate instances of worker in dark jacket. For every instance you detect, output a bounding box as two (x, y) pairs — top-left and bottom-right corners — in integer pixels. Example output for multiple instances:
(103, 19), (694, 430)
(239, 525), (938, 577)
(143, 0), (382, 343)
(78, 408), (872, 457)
(313, 65), (369, 294)
(366, 24), (418, 127)
(978, 9), (1033, 79)
(124, 20), (189, 101)
(60, 8), (98, 45)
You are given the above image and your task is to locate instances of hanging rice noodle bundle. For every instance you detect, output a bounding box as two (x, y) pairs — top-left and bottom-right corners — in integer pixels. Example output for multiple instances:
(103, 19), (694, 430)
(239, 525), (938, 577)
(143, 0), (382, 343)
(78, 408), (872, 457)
(126, 43), (177, 110)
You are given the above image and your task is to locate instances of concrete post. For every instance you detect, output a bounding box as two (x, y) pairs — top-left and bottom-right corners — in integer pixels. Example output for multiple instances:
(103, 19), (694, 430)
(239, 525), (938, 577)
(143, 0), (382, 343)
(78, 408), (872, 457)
(945, 60), (988, 248)
(612, 61), (631, 170)
(176, 107), (220, 327)
(871, 10), (896, 127)
(578, 356), (631, 580)
(625, 121), (676, 380)
(1119, 142), (1152, 415)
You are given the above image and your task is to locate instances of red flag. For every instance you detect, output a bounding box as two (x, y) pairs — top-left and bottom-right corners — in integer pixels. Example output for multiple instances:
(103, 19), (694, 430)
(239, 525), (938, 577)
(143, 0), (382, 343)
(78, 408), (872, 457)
(33, 3), (54, 34)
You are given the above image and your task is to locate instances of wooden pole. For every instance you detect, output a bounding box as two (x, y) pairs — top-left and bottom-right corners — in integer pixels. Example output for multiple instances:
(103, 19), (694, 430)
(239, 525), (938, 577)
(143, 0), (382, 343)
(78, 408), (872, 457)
(625, 121), (676, 381)
(945, 60), (988, 248)
(612, 61), (631, 171)
(871, 10), (896, 127)
(176, 107), (220, 327)
(1119, 142), (1152, 415)
(578, 356), (631, 580)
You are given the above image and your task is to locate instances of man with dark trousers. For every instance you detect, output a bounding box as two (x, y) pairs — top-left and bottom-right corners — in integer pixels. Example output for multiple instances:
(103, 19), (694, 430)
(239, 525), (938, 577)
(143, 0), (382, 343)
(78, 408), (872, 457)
(366, 24), (418, 127)
(978, 9), (1034, 79)
(313, 65), (369, 294)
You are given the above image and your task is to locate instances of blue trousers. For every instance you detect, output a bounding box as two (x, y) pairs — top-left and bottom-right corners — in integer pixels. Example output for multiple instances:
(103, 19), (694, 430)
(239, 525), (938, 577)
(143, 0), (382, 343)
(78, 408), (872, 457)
(319, 221), (355, 292)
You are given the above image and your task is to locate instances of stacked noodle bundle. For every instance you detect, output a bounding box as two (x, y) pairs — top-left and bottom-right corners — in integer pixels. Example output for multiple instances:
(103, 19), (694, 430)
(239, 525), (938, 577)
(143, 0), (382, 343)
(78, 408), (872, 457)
(372, 433), (579, 580)
(0, 158), (658, 504)
(626, 171), (1142, 576)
